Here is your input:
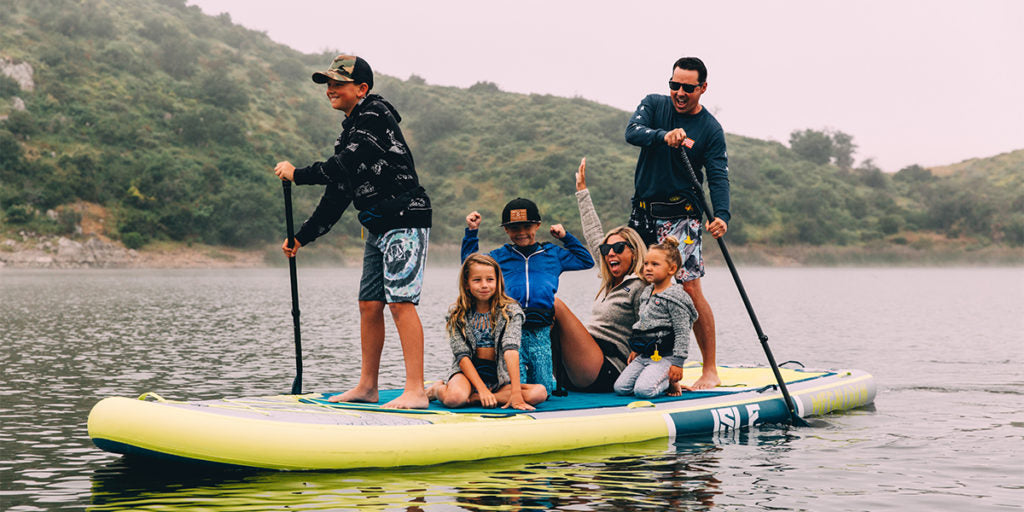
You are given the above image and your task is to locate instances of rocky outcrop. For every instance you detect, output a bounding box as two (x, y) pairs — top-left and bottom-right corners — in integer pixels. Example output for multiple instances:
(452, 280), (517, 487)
(0, 231), (268, 268)
(0, 235), (137, 268)
(1, 58), (35, 92)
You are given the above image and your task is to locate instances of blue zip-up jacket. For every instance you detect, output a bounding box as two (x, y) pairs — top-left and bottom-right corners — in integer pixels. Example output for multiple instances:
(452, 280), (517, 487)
(461, 228), (595, 326)
(625, 94), (731, 224)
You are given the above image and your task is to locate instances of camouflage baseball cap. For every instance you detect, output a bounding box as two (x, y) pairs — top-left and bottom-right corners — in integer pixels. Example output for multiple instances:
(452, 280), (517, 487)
(312, 55), (374, 89)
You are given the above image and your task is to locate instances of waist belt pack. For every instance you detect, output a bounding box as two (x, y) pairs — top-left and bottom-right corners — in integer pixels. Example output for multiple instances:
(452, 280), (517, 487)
(628, 329), (674, 358)
(634, 196), (700, 220)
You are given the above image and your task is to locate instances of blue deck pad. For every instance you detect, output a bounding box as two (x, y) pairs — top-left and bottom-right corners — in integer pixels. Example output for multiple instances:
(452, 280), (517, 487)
(308, 390), (735, 416)
(307, 376), (825, 416)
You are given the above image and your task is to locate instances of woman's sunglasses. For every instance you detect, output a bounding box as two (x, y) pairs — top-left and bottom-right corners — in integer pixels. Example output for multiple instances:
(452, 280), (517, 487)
(599, 241), (632, 256)
(668, 81), (702, 93)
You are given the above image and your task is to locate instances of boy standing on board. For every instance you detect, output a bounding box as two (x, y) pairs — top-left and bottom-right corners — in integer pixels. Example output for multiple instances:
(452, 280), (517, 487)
(274, 55), (432, 409)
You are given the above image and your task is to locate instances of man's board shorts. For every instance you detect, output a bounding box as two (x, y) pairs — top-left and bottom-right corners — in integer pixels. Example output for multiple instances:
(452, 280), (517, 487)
(629, 207), (704, 282)
(358, 227), (429, 304)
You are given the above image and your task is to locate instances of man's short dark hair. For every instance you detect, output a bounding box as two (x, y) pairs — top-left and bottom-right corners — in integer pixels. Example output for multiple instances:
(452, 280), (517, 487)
(673, 57), (707, 83)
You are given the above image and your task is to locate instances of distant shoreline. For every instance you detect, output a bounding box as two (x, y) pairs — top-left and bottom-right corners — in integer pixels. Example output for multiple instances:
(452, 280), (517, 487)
(2, 234), (1020, 269)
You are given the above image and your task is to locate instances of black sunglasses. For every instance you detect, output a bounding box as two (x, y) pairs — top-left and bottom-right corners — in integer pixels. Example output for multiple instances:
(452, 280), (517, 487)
(599, 241), (632, 256)
(668, 81), (702, 93)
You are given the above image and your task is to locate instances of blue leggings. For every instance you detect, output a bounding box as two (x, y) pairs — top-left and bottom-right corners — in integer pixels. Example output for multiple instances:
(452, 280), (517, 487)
(519, 326), (555, 395)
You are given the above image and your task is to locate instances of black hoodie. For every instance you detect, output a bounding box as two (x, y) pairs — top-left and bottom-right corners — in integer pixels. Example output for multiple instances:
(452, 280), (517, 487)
(293, 94), (431, 243)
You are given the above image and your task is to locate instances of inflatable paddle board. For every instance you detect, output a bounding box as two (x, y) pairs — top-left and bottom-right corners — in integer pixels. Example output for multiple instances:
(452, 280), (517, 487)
(88, 364), (875, 470)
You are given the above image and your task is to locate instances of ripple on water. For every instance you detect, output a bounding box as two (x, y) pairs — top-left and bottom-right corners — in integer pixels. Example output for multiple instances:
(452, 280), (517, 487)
(2, 267), (1022, 511)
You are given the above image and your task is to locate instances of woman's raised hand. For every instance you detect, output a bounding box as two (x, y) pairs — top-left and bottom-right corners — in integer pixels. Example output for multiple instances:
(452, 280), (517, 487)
(575, 157), (587, 192)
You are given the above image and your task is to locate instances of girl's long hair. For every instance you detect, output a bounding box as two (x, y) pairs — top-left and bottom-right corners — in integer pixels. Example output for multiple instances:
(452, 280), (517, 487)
(446, 254), (518, 337)
(596, 226), (648, 299)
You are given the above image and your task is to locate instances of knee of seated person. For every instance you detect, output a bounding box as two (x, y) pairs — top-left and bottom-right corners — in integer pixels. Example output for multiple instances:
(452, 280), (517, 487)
(528, 386), (548, 403)
(634, 387), (659, 399)
(528, 385), (552, 399)
(441, 393), (468, 408)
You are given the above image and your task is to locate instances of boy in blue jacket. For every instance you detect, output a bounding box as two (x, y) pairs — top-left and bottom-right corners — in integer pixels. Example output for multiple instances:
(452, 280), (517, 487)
(462, 198), (594, 394)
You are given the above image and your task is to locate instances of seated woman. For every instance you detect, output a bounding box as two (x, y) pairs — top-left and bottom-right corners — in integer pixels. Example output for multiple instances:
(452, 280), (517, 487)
(554, 158), (718, 392)
(551, 158), (649, 392)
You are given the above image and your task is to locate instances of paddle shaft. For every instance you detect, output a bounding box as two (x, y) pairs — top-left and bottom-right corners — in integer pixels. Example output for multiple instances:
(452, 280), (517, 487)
(676, 145), (805, 426)
(282, 180), (303, 395)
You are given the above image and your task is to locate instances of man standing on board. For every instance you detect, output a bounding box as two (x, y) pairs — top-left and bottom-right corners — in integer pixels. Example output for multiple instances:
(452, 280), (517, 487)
(625, 57), (730, 390)
(274, 55), (432, 409)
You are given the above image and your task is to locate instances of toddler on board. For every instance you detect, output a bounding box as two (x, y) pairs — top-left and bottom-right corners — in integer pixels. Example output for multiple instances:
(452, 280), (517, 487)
(427, 254), (547, 410)
(613, 237), (697, 398)
(462, 198), (595, 395)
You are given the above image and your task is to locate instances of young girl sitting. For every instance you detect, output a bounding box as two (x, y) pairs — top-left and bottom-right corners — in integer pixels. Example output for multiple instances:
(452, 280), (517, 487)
(613, 237), (698, 398)
(428, 254), (548, 410)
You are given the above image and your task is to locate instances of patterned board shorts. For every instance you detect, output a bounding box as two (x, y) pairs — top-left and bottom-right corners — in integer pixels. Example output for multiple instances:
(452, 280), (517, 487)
(629, 207), (705, 282)
(358, 227), (429, 304)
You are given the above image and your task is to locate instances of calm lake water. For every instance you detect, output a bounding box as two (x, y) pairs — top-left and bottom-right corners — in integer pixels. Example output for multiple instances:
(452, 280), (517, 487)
(1, 266), (1021, 511)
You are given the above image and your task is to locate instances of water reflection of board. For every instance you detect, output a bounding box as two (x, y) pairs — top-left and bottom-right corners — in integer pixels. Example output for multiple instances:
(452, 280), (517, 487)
(87, 364), (875, 470)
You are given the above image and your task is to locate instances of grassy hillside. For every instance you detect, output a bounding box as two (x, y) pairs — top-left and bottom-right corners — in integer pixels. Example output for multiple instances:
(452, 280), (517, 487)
(929, 149), (1024, 178)
(1, 0), (1021, 258)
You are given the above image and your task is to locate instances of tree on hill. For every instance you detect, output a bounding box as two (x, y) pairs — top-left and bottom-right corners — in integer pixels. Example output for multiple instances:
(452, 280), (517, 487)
(789, 128), (857, 170)
(0, 0), (1017, 254)
(894, 164), (936, 183)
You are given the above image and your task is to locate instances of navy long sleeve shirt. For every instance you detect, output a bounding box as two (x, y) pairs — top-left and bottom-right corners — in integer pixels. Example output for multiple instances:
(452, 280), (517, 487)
(625, 94), (731, 224)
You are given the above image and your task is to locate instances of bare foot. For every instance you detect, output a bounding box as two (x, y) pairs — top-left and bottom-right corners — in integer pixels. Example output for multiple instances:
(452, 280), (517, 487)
(691, 368), (721, 390)
(327, 387), (379, 403)
(382, 390), (429, 409)
(425, 381), (443, 401)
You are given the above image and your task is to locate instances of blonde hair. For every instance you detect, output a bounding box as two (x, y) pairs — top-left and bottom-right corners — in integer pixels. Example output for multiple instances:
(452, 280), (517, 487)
(596, 226), (648, 299)
(446, 254), (518, 337)
(648, 236), (682, 273)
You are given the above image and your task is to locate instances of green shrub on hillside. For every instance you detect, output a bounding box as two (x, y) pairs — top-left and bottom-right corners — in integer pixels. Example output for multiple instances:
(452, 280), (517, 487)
(121, 231), (146, 249)
(0, 75), (20, 98)
(5, 204), (33, 224)
(1002, 214), (1024, 247)
(0, 0), (1018, 253)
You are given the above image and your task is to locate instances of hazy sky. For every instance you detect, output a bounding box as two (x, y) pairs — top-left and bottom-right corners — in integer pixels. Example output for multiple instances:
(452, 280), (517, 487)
(189, 0), (1023, 172)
